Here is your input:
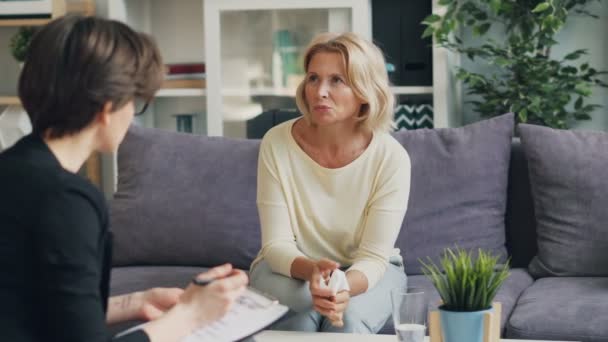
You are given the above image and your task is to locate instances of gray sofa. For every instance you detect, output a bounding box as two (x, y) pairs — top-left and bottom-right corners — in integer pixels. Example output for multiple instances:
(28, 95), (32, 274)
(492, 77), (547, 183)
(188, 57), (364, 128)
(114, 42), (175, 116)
(108, 113), (608, 341)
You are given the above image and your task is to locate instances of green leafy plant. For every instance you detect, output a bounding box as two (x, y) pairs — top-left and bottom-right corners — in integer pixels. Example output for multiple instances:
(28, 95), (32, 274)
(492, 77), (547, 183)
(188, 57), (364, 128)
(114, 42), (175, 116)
(422, 0), (608, 129)
(420, 248), (510, 312)
(9, 26), (36, 63)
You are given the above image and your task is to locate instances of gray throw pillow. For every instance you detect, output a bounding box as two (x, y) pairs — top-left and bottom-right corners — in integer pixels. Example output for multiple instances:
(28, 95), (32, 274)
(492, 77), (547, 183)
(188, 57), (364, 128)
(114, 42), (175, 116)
(519, 124), (608, 277)
(110, 125), (261, 270)
(392, 113), (514, 275)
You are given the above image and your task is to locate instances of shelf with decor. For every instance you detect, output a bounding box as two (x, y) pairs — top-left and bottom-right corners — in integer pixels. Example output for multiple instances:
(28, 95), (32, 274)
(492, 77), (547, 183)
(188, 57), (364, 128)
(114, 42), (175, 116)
(0, 0), (94, 26)
(156, 88), (207, 97)
(204, 0), (372, 138)
(0, 96), (20, 106)
(109, 0), (206, 136)
(101, 0), (461, 196)
(0, 18), (51, 27)
(391, 86), (434, 95)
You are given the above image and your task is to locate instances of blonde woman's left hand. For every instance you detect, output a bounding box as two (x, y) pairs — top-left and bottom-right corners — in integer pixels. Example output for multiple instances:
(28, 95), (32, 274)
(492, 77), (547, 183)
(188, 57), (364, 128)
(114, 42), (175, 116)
(314, 289), (350, 327)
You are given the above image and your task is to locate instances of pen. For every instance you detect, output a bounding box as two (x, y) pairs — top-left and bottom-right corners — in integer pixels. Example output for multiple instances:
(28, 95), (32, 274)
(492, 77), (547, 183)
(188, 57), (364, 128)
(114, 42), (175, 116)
(192, 277), (214, 286)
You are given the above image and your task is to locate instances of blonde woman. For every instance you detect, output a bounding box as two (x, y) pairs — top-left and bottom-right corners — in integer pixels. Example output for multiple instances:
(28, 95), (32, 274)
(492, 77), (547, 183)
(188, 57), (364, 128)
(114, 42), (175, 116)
(250, 32), (411, 333)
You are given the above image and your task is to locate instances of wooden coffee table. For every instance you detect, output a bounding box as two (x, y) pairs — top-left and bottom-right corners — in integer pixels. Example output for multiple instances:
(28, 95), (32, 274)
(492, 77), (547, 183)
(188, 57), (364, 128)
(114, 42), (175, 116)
(253, 330), (577, 342)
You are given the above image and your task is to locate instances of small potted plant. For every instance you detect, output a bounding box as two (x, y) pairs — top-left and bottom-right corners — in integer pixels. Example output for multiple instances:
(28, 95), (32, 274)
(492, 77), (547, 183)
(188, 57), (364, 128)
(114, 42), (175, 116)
(421, 248), (510, 342)
(9, 26), (36, 67)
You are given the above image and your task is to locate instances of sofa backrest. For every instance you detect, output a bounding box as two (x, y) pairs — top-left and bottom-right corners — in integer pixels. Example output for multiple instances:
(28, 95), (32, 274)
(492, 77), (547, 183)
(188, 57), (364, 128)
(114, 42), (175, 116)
(505, 138), (537, 268)
(111, 120), (538, 272)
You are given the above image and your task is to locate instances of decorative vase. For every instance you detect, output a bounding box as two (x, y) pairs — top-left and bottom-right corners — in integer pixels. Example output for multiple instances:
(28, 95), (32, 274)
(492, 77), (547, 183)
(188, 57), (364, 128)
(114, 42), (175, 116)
(439, 306), (493, 342)
(174, 113), (196, 133)
(429, 302), (501, 342)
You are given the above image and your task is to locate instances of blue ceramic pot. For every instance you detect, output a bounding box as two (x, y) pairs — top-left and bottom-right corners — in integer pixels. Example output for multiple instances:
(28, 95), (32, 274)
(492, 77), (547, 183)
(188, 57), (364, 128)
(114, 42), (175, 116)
(439, 306), (493, 342)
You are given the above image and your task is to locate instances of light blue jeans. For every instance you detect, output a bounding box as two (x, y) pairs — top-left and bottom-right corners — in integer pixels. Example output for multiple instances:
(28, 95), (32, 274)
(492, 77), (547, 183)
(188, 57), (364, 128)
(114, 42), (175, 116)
(249, 259), (407, 334)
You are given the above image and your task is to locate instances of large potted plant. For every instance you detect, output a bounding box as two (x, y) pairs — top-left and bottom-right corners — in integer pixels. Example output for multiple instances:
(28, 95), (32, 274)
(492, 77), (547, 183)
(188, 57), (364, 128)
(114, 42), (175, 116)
(422, 0), (607, 129)
(421, 248), (510, 342)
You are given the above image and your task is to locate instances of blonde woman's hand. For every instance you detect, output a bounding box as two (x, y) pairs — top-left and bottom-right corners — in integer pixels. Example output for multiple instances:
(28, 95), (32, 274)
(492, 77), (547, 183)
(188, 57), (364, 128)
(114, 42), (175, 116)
(308, 258), (344, 325)
(316, 290), (350, 327)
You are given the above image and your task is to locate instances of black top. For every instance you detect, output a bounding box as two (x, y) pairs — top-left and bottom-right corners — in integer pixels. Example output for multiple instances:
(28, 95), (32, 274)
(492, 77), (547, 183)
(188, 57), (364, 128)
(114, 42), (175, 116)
(0, 135), (148, 342)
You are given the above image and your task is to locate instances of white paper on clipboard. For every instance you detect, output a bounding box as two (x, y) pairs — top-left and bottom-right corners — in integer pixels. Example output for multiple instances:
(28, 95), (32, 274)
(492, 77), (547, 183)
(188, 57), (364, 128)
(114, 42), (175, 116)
(116, 287), (288, 342)
(182, 287), (288, 342)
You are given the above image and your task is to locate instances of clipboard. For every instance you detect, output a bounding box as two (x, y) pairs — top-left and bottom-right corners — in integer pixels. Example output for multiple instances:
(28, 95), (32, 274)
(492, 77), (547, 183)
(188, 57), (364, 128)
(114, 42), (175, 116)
(115, 287), (288, 342)
(182, 287), (288, 342)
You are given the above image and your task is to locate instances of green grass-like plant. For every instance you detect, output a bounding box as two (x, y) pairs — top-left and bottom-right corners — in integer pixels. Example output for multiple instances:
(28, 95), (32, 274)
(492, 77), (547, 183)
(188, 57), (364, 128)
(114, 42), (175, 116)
(420, 248), (510, 312)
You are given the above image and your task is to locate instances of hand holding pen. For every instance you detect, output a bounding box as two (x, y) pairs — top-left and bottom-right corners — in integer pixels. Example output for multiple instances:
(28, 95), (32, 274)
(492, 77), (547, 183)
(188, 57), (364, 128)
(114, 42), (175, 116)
(182, 263), (249, 324)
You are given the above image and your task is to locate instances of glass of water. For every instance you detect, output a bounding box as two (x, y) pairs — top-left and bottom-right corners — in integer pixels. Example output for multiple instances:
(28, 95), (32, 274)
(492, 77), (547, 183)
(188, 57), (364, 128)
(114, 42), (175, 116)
(391, 289), (427, 342)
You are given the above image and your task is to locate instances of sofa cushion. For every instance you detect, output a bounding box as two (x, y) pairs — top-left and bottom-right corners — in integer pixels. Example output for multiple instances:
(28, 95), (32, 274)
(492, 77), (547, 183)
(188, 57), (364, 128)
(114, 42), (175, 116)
(379, 268), (533, 334)
(506, 277), (608, 341)
(110, 125), (261, 270)
(392, 113), (514, 275)
(519, 124), (608, 277)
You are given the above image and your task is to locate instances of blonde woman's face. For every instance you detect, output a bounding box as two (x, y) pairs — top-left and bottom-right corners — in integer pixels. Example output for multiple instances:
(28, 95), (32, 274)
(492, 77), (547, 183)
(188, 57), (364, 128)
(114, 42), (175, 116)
(304, 52), (364, 127)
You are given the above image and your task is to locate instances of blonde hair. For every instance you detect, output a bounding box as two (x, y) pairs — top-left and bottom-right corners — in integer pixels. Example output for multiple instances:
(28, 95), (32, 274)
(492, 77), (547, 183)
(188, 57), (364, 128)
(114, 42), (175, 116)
(295, 32), (394, 132)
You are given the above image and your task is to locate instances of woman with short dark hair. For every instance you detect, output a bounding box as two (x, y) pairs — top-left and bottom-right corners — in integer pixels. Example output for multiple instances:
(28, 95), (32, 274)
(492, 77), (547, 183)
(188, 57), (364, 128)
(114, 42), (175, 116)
(0, 15), (248, 342)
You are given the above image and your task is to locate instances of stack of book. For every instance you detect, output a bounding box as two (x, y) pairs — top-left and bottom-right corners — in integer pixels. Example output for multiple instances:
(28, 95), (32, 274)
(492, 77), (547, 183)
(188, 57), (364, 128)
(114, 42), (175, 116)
(163, 63), (206, 89)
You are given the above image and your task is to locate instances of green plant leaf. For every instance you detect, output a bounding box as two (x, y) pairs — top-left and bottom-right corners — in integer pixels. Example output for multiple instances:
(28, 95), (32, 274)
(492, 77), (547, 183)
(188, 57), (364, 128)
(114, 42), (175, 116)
(490, 0), (501, 13)
(474, 12), (488, 21)
(494, 57), (511, 67)
(518, 109), (528, 122)
(564, 49), (587, 60)
(575, 113), (592, 120)
(422, 26), (435, 39)
(474, 23), (492, 36)
(575, 97), (583, 110)
(423, 14), (442, 24)
(532, 2), (551, 13)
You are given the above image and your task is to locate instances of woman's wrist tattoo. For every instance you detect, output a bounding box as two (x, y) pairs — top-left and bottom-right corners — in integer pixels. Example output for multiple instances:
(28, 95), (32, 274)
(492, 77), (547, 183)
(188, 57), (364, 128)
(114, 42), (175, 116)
(121, 294), (133, 310)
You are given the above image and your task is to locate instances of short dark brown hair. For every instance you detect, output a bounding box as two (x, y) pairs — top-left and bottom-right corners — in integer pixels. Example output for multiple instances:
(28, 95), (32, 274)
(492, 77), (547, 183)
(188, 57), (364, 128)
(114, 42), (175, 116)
(19, 15), (163, 138)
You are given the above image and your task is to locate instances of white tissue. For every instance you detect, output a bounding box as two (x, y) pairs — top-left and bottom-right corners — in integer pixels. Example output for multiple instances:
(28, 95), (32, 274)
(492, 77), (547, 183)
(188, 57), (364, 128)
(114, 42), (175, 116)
(318, 269), (350, 295)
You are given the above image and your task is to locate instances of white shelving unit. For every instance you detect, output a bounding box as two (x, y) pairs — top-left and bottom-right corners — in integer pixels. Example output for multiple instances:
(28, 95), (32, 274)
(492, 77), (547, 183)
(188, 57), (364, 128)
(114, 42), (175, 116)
(107, 0), (459, 135)
(103, 0), (460, 195)
(204, 0), (372, 137)
(108, 0), (207, 134)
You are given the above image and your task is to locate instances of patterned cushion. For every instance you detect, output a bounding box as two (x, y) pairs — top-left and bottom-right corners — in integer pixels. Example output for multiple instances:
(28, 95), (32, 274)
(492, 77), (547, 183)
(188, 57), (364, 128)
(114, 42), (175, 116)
(393, 104), (434, 131)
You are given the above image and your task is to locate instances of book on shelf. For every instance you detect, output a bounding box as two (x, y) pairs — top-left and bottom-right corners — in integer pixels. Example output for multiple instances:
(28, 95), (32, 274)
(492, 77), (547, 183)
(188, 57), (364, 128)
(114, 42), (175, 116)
(162, 78), (206, 89)
(164, 73), (205, 80)
(165, 63), (205, 75)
